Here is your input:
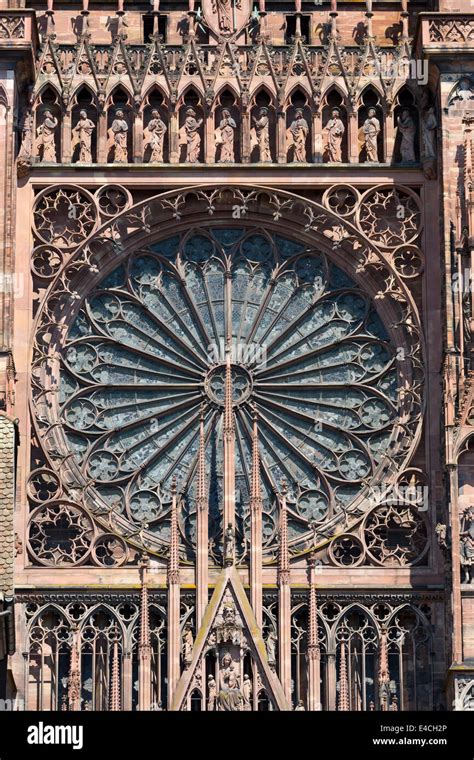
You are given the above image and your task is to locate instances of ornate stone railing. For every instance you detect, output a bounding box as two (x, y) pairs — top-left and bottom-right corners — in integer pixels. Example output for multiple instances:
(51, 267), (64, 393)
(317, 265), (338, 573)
(417, 12), (474, 51)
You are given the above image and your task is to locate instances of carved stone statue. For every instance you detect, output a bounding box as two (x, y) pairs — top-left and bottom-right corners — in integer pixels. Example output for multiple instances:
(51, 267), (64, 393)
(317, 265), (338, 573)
(144, 110), (167, 163)
(218, 652), (243, 711)
(435, 522), (448, 553)
(362, 107), (380, 162)
(451, 77), (474, 104)
(182, 623), (194, 665)
(216, 108), (236, 163)
(242, 673), (252, 711)
(17, 111), (34, 174)
(460, 506), (474, 584)
(421, 107), (437, 160)
(251, 107), (271, 163)
(108, 110), (128, 163)
(287, 108), (308, 163)
(35, 110), (58, 163)
(294, 699), (305, 711)
(212, 0), (235, 34)
(72, 110), (95, 163)
(179, 107), (203, 164)
(207, 674), (217, 711)
(324, 107), (345, 163)
(224, 522), (234, 565)
(397, 108), (416, 163)
(265, 629), (277, 665)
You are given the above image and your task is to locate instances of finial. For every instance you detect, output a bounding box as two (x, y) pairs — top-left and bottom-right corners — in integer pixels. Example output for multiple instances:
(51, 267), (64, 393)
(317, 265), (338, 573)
(171, 476), (177, 494)
(365, 0), (373, 38)
(46, 0), (54, 36)
(329, 0), (338, 39)
(400, 0), (409, 41)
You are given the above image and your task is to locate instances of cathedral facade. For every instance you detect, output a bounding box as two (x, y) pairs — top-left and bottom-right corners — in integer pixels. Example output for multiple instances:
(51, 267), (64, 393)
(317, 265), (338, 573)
(0, 0), (473, 712)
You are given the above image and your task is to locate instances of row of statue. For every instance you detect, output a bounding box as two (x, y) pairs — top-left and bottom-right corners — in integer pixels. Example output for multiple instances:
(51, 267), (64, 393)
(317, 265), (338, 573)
(29, 104), (437, 165)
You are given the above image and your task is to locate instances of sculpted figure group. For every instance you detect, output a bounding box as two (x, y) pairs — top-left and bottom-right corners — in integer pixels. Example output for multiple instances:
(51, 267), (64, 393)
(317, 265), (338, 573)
(30, 102), (424, 166)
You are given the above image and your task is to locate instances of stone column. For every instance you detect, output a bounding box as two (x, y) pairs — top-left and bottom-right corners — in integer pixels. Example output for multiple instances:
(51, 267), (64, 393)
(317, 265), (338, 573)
(326, 651), (337, 710)
(134, 106), (143, 163)
(348, 107), (359, 164)
(313, 108), (322, 163)
(61, 108), (72, 164)
(97, 108), (108, 164)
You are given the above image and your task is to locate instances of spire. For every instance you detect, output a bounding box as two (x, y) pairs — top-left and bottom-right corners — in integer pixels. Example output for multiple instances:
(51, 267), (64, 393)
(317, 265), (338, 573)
(250, 406), (263, 626)
(278, 480), (289, 584)
(308, 580), (319, 659)
(109, 634), (121, 712)
(116, 0), (126, 37)
(338, 641), (349, 711)
(197, 407), (207, 511)
(196, 407), (209, 627)
(250, 407), (262, 507)
(378, 625), (390, 711)
(223, 339), (236, 532)
(138, 554), (152, 711)
(329, 0), (338, 40)
(152, 0), (160, 36)
(67, 626), (81, 712)
(365, 0), (373, 39)
(168, 477), (180, 584)
(46, 0), (55, 37)
(400, 0), (409, 42)
(139, 556), (150, 650)
(223, 340), (234, 439)
(78, 0), (89, 37)
(307, 555), (321, 711)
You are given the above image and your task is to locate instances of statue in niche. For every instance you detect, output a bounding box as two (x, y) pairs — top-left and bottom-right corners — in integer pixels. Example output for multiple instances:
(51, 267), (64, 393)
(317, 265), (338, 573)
(265, 629), (277, 665)
(324, 107), (345, 163)
(179, 107), (203, 164)
(251, 107), (271, 163)
(19, 111), (33, 158)
(35, 109), (58, 163)
(212, 0), (237, 34)
(72, 110), (95, 163)
(224, 522), (234, 565)
(215, 108), (237, 163)
(242, 674), (252, 711)
(218, 652), (242, 711)
(362, 107), (380, 162)
(207, 674), (217, 711)
(182, 623), (194, 665)
(397, 108), (416, 163)
(287, 108), (309, 163)
(17, 111), (34, 174)
(108, 110), (128, 163)
(451, 77), (474, 104)
(460, 506), (474, 584)
(144, 110), (167, 163)
(294, 699), (305, 711)
(421, 107), (437, 160)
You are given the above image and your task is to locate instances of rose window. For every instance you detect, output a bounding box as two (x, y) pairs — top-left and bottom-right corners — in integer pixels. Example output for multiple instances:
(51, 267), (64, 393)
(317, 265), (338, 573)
(40, 220), (418, 563)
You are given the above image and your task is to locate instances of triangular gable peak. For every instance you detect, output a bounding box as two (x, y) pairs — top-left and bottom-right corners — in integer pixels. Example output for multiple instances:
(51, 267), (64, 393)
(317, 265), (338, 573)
(171, 566), (290, 711)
